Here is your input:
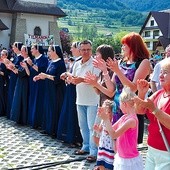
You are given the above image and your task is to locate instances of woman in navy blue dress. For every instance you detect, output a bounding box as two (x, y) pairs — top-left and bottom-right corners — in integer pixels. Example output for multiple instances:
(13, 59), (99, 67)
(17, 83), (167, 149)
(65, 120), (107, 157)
(57, 42), (82, 147)
(27, 44), (48, 129)
(10, 45), (31, 125)
(4, 42), (23, 119)
(0, 50), (9, 116)
(34, 45), (66, 137)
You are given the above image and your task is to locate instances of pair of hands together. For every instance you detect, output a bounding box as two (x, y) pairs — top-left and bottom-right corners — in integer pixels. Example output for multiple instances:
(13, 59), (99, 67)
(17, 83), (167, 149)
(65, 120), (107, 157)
(93, 57), (119, 73)
(33, 72), (47, 81)
(60, 72), (85, 85)
(134, 79), (157, 113)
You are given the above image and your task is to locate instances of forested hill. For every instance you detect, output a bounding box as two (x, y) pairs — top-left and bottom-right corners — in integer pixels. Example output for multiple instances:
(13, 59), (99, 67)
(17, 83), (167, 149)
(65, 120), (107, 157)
(58, 0), (129, 10)
(57, 0), (169, 53)
(58, 0), (170, 12)
(57, 0), (170, 40)
(57, 0), (145, 27)
(120, 0), (170, 12)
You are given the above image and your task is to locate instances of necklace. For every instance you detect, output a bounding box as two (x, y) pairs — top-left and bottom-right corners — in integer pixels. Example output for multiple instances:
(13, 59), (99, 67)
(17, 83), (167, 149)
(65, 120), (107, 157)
(163, 92), (170, 98)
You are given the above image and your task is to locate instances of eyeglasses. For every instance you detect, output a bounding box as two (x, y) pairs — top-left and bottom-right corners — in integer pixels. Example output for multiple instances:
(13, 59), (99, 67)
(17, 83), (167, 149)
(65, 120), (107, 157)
(80, 49), (92, 52)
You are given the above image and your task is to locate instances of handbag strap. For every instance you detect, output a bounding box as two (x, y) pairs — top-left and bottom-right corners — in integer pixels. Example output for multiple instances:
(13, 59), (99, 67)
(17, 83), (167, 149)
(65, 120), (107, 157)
(157, 120), (170, 152)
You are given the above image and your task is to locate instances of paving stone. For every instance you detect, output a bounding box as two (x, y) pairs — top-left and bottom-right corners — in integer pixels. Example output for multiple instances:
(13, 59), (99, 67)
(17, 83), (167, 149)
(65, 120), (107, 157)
(0, 116), (148, 170)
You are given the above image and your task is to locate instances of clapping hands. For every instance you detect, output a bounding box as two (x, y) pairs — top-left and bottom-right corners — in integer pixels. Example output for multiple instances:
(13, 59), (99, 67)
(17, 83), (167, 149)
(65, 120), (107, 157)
(93, 57), (119, 73)
(106, 57), (119, 72)
(137, 79), (149, 95)
(93, 58), (107, 72)
(84, 71), (98, 87)
(20, 61), (28, 69)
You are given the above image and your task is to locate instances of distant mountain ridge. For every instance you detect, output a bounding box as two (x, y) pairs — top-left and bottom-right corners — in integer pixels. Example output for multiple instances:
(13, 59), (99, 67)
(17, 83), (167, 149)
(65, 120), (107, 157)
(58, 0), (170, 12)
(113, 0), (170, 12)
(57, 0), (147, 27)
(58, 0), (129, 11)
(57, 0), (170, 39)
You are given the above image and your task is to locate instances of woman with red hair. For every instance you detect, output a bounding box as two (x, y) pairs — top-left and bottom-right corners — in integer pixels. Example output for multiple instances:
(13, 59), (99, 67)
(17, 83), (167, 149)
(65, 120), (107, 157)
(92, 32), (151, 144)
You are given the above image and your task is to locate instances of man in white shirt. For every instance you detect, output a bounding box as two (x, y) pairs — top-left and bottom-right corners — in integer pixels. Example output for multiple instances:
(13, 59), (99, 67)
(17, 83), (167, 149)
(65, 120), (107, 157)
(150, 44), (170, 93)
(71, 40), (100, 162)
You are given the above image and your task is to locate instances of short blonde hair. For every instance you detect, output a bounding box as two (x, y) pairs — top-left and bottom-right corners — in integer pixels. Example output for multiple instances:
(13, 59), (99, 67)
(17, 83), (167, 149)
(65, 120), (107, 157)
(161, 58), (170, 70)
(119, 86), (136, 103)
(165, 44), (170, 52)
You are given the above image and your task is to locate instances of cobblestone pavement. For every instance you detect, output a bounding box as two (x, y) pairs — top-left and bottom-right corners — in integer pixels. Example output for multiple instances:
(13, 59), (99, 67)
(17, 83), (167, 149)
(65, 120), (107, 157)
(0, 116), (148, 170)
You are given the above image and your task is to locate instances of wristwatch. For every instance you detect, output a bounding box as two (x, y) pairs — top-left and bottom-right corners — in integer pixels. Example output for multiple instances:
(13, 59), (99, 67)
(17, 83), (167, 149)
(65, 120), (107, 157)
(152, 108), (159, 115)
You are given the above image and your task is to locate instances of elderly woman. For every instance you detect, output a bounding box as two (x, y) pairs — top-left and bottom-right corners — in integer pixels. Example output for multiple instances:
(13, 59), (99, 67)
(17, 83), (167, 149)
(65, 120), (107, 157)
(134, 58), (170, 170)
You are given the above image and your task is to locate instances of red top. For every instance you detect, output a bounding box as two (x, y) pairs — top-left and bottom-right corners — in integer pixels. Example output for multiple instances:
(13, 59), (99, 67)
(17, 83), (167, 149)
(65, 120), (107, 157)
(146, 89), (170, 151)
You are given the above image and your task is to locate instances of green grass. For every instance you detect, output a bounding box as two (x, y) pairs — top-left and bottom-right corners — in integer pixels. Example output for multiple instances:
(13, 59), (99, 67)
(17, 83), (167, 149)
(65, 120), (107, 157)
(58, 8), (141, 37)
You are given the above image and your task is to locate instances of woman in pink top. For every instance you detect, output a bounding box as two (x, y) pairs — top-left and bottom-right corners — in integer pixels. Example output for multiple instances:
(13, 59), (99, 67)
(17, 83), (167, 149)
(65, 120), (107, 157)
(98, 86), (143, 170)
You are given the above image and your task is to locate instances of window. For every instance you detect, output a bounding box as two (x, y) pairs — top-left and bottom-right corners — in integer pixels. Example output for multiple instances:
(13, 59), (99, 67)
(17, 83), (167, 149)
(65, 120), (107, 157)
(153, 30), (159, 36)
(153, 41), (158, 51)
(150, 20), (154, 26)
(34, 27), (41, 36)
(144, 31), (150, 37)
(145, 42), (150, 48)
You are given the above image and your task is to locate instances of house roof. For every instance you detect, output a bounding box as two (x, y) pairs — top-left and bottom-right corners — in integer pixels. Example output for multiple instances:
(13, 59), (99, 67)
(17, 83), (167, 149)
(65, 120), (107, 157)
(139, 11), (170, 37)
(139, 11), (170, 49)
(0, 0), (66, 18)
(0, 19), (9, 30)
(158, 36), (170, 48)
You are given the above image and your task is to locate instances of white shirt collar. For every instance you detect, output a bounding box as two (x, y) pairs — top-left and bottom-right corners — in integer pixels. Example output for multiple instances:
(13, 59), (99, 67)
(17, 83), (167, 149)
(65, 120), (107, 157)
(75, 56), (81, 61)
(80, 56), (92, 65)
(36, 54), (42, 60)
(17, 53), (21, 57)
(24, 57), (29, 62)
(52, 58), (61, 62)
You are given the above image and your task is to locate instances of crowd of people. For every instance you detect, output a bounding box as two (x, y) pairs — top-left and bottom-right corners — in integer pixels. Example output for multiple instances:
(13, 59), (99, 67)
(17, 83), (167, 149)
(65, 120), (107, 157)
(0, 32), (170, 170)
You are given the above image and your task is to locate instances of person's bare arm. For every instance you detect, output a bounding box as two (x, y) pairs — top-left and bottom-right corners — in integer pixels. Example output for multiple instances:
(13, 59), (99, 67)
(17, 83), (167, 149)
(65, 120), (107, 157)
(71, 76), (84, 85)
(98, 107), (136, 140)
(144, 98), (170, 130)
(106, 119), (136, 140)
(94, 83), (115, 98)
(150, 81), (157, 93)
(84, 71), (115, 98)
(107, 58), (150, 92)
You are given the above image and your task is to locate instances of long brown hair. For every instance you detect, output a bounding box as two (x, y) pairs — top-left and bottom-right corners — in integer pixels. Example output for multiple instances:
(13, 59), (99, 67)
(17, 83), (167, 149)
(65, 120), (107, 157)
(121, 32), (150, 61)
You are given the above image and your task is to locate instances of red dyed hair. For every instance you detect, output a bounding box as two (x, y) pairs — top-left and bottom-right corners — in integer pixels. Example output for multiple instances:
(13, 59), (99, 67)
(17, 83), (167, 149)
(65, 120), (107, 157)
(121, 32), (150, 61)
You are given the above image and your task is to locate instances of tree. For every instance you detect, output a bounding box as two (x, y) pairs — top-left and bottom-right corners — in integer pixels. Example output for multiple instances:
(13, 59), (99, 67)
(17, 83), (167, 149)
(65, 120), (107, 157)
(76, 22), (82, 40)
(60, 30), (72, 55)
(81, 24), (89, 39)
(93, 37), (116, 54)
(123, 15), (134, 25)
(104, 18), (112, 28)
(89, 25), (98, 41)
(114, 31), (129, 53)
